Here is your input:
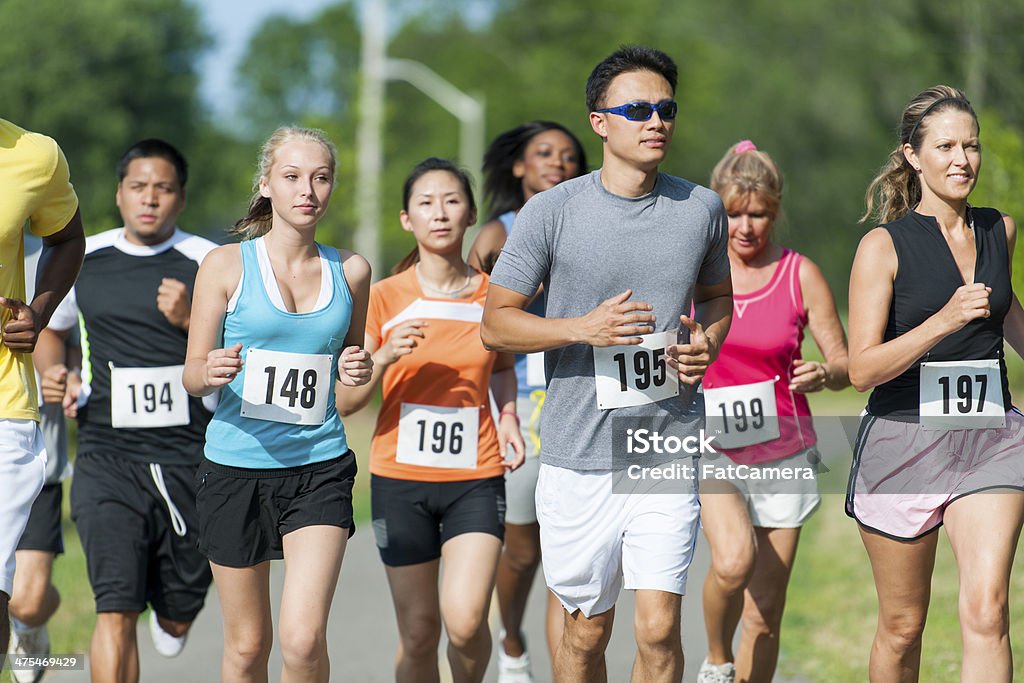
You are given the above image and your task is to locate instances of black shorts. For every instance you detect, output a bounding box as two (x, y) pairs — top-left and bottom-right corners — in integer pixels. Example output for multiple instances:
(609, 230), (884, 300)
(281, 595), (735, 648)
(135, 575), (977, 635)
(371, 475), (506, 567)
(195, 451), (357, 568)
(70, 452), (211, 621)
(17, 484), (63, 555)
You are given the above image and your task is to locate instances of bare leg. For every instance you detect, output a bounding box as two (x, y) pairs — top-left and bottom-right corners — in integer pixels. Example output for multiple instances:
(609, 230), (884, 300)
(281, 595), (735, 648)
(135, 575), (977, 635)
(90, 611), (140, 683)
(10, 550), (59, 627)
(546, 590), (564, 666)
(211, 561), (273, 683)
(496, 522), (541, 657)
(631, 590), (682, 683)
(554, 606), (614, 683)
(385, 560), (442, 683)
(441, 533), (502, 683)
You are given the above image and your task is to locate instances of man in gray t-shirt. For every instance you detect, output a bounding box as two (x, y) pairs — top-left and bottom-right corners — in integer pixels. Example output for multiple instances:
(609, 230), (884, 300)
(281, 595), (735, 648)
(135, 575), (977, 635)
(484, 46), (732, 682)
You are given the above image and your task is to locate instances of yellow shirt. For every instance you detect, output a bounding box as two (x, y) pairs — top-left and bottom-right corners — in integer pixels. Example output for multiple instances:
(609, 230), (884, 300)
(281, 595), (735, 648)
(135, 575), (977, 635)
(1, 119), (79, 421)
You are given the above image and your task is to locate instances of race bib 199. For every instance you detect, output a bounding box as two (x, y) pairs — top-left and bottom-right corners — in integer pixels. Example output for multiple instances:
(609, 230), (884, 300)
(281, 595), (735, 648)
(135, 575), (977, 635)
(703, 378), (780, 449)
(593, 330), (679, 410)
(396, 403), (479, 469)
(240, 348), (332, 425)
(920, 359), (1005, 430)
(110, 364), (190, 429)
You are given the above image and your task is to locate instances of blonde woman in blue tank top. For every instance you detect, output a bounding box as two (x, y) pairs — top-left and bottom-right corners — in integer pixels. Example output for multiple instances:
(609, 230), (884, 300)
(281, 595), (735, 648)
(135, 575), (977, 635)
(184, 127), (372, 682)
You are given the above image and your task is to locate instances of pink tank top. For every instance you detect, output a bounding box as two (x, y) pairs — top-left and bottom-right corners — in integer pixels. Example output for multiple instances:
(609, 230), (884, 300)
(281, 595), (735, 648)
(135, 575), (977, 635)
(702, 249), (817, 464)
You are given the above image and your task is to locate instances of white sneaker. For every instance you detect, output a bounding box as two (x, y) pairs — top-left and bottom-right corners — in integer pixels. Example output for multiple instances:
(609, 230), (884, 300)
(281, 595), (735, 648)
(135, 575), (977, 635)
(148, 611), (187, 658)
(496, 630), (534, 683)
(697, 658), (736, 683)
(9, 620), (50, 683)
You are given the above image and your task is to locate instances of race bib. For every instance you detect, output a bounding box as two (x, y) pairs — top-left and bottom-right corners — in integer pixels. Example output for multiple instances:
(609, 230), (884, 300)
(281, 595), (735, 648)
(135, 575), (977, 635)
(526, 352), (546, 387)
(396, 403), (479, 469)
(240, 348), (332, 425)
(920, 359), (1005, 429)
(703, 378), (780, 449)
(594, 330), (679, 410)
(110, 365), (190, 429)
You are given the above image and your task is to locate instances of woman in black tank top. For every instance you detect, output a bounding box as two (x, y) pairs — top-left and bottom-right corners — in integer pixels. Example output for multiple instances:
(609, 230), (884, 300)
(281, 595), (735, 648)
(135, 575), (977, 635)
(847, 86), (1024, 682)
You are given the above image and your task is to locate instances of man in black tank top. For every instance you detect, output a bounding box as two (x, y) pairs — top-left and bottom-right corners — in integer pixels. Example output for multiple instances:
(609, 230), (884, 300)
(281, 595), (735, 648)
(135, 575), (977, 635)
(42, 140), (216, 681)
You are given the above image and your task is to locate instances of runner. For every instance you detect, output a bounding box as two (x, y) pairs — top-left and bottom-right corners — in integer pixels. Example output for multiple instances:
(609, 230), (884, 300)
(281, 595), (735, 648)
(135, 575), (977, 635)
(0, 119), (84, 672)
(337, 157), (524, 683)
(467, 120), (588, 682)
(482, 46), (733, 683)
(6, 235), (81, 683)
(49, 139), (216, 682)
(847, 85), (1024, 682)
(696, 141), (849, 683)
(184, 126), (372, 682)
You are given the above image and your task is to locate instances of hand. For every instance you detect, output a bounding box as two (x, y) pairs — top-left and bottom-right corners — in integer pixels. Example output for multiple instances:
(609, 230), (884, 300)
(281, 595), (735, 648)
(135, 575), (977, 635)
(64, 369), (82, 418)
(498, 413), (526, 471)
(40, 364), (68, 404)
(338, 346), (373, 386)
(937, 282), (991, 334)
(376, 321), (428, 366)
(667, 315), (711, 386)
(574, 290), (655, 347)
(157, 278), (191, 331)
(0, 297), (40, 353)
(205, 343), (244, 387)
(789, 359), (827, 394)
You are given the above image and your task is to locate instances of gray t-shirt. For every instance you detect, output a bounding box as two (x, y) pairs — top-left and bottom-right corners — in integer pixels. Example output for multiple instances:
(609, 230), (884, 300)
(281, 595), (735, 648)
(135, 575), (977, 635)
(490, 170), (730, 470)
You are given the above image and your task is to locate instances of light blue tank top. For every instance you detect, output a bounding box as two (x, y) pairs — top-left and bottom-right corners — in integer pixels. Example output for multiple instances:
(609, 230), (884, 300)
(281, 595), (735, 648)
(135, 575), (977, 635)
(205, 239), (352, 468)
(499, 211), (546, 396)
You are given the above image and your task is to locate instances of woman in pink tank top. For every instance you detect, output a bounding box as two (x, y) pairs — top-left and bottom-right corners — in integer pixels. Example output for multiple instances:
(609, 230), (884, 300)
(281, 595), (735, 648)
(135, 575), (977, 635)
(697, 141), (850, 683)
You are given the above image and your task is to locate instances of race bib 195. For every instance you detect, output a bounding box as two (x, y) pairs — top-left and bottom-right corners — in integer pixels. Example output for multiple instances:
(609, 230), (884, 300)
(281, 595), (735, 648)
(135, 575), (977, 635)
(920, 359), (1005, 430)
(110, 364), (190, 429)
(396, 403), (479, 469)
(593, 330), (679, 410)
(240, 348), (332, 425)
(703, 378), (780, 449)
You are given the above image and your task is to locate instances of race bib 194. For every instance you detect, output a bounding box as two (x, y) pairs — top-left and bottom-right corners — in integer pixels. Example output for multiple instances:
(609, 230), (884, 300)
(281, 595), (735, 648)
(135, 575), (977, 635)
(920, 359), (1005, 430)
(240, 348), (332, 425)
(396, 403), (479, 469)
(593, 330), (679, 410)
(703, 378), (780, 449)
(110, 364), (190, 429)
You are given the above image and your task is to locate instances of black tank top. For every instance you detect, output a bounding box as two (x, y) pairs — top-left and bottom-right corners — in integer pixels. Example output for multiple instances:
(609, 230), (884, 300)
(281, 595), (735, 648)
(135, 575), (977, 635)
(867, 207), (1014, 417)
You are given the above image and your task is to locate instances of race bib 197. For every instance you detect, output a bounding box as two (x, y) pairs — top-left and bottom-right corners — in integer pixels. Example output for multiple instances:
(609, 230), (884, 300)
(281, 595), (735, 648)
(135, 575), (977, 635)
(110, 364), (190, 429)
(396, 403), (479, 469)
(594, 330), (679, 410)
(920, 359), (1005, 430)
(703, 378), (780, 449)
(240, 348), (332, 425)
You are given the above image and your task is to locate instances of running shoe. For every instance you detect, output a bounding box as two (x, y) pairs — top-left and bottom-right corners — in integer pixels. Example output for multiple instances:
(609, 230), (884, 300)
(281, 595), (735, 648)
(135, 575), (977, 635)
(9, 620), (50, 683)
(497, 630), (534, 683)
(697, 658), (736, 683)
(149, 611), (187, 658)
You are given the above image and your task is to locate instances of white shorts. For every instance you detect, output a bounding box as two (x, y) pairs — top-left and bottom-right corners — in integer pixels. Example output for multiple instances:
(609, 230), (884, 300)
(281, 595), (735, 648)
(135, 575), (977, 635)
(536, 462), (700, 618)
(0, 419), (48, 596)
(505, 394), (543, 525)
(700, 447), (821, 528)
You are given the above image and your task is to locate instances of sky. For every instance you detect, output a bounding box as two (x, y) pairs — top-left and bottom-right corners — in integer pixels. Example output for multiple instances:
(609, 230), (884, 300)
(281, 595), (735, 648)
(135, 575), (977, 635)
(194, 0), (336, 118)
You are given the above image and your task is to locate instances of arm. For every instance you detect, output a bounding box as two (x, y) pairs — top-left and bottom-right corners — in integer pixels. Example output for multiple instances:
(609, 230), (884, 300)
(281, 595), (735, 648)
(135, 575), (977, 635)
(791, 257), (850, 392)
(489, 352), (525, 470)
(157, 278), (193, 332)
(1001, 215), (1024, 358)
(847, 228), (990, 391)
(670, 276), (733, 385)
(1, 210), (85, 353)
(336, 253), (373, 387)
(183, 246), (243, 397)
(467, 221), (508, 274)
(481, 285), (656, 353)
(33, 326), (69, 405)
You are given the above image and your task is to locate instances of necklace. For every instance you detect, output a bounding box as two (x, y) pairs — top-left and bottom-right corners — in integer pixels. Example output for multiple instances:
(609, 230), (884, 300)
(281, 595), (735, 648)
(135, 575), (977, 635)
(415, 263), (474, 298)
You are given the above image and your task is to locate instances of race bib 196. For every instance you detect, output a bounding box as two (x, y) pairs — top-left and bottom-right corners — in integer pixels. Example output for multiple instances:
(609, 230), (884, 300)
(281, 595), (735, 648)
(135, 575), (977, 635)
(396, 403), (479, 469)
(703, 378), (780, 449)
(594, 330), (679, 410)
(240, 348), (332, 425)
(920, 359), (1005, 430)
(110, 364), (190, 429)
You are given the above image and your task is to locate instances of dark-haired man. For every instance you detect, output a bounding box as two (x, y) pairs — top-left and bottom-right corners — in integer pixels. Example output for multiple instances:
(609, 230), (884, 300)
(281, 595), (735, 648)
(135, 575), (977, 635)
(483, 46), (733, 682)
(45, 139), (216, 683)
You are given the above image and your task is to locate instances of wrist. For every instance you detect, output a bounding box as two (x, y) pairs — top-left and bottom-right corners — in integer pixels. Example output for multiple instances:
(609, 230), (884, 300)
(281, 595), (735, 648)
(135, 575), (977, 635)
(499, 409), (520, 426)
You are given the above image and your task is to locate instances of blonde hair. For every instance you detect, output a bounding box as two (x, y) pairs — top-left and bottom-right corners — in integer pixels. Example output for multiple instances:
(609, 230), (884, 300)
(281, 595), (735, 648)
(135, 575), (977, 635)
(230, 126), (339, 240)
(710, 141), (783, 219)
(861, 85), (977, 224)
